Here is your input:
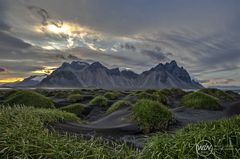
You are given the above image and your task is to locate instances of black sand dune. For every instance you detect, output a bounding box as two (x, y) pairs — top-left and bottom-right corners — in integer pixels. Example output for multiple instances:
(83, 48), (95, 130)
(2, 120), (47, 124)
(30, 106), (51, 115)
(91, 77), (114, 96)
(172, 107), (226, 126)
(172, 101), (240, 127)
(50, 107), (141, 137)
(49, 100), (240, 148)
(226, 101), (240, 117)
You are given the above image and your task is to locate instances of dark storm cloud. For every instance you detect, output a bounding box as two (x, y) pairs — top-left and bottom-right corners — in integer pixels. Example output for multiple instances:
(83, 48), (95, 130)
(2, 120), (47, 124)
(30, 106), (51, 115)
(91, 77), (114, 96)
(68, 47), (152, 71)
(4, 65), (43, 72)
(0, 22), (10, 31)
(27, 5), (50, 26)
(141, 46), (172, 62)
(120, 43), (136, 52)
(0, 67), (5, 72)
(56, 54), (80, 60)
(67, 54), (80, 60)
(27, 5), (63, 28)
(0, 31), (31, 49)
(162, 31), (240, 73)
(141, 49), (167, 61)
(200, 79), (235, 84)
(1, 0), (240, 86)
(7, 0), (235, 36)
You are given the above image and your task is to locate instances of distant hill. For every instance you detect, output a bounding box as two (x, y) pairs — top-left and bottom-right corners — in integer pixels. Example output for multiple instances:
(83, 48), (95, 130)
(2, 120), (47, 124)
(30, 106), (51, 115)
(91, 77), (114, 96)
(38, 60), (202, 89)
(2, 75), (47, 87)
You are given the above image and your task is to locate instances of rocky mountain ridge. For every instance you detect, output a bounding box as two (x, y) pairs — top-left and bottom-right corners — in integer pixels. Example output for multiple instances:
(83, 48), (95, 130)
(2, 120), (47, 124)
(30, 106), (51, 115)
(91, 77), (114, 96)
(39, 60), (202, 89)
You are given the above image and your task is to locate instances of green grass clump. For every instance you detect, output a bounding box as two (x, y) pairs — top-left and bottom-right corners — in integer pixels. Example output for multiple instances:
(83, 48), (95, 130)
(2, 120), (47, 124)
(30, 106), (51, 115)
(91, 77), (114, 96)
(170, 88), (186, 96)
(71, 89), (83, 95)
(90, 95), (108, 107)
(159, 88), (172, 96)
(160, 88), (186, 97)
(226, 90), (240, 100)
(0, 106), (138, 158)
(132, 99), (173, 133)
(3, 91), (54, 108)
(104, 92), (121, 100)
(60, 103), (86, 116)
(181, 92), (222, 110)
(145, 89), (159, 94)
(136, 91), (168, 105)
(54, 91), (70, 98)
(199, 88), (235, 102)
(142, 115), (240, 159)
(67, 94), (84, 102)
(107, 100), (131, 114)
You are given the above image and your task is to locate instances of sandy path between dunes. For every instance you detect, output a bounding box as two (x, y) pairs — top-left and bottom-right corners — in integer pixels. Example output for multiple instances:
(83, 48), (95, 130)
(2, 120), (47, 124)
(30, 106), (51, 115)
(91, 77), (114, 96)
(49, 101), (240, 148)
(49, 107), (141, 137)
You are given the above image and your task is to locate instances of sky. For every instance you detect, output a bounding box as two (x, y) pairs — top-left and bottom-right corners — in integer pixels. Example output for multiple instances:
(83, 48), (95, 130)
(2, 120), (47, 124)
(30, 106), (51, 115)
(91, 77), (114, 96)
(0, 0), (239, 87)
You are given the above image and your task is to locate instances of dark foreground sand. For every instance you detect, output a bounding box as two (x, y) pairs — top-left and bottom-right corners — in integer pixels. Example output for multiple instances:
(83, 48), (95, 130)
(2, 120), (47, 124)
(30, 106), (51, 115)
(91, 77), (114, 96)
(49, 101), (240, 148)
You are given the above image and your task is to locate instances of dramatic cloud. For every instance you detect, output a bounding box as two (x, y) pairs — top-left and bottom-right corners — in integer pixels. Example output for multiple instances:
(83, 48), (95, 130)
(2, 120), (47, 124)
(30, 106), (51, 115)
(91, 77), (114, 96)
(56, 54), (80, 61)
(0, 31), (31, 49)
(0, 0), (239, 86)
(141, 47), (170, 61)
(0, 22), (10, 31)
(0, 67), (5, 72)
(120, 43), (136, 52)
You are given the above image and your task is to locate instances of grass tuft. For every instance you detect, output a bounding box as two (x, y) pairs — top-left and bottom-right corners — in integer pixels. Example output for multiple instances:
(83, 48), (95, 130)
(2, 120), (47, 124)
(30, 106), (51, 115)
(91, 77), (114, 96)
(60, 103), (86, 116)
(104, 92), (122, 100)
(136, 91), (168, 105)
(199, 88), (235, 102)
(54, 91), (70, 98)
(90, 95), (108, 107)
(107, 100), (131, 114)
(0, 105), (138, 158)
(142, 115), (240, 159)
(181, 92), (222, 110)
(67, 94), (84, 102)
(132, 99), (173, 133)
(3, 90), (54, 108)
(160, 88), (186, 97)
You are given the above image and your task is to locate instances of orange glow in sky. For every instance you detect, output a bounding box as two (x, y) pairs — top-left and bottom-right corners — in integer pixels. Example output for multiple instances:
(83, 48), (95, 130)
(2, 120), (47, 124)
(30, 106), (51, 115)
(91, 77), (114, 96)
(0, 77), (23, 83)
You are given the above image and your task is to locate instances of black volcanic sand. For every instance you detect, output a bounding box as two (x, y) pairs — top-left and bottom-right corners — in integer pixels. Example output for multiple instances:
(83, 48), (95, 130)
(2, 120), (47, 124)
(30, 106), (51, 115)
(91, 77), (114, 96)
(49, 100), (240, 148)
(1, 89), (240, 148)
(49, 107), (146, 148)
(50, 107), (140, 136)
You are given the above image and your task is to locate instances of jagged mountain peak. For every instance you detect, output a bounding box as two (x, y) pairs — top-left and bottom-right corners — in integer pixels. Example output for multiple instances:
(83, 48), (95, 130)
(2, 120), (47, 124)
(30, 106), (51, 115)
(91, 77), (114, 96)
(71, 61), (89, 66)
(89, 62), (106, 70)
(108, 68), (121, 75)
(36, 60), (203, 89)
(169, 60), (177, 66)
(121, 70), (139, 79)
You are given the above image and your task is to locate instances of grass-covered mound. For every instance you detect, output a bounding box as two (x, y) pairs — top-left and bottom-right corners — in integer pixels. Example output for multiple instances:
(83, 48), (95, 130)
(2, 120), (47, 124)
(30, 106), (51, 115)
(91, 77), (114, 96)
(159, 88), (172, 96)
(104, 91), (122, 100)
(90, 95), (108, 107)
(67, 94), (84, 102)
(142, 115), (240, 159)
(54, 91), (70, 98)
(145, 89), (160, 94)
(71, 89), (83, 95)
(199, 88), (235, 102)
(3, 91), (54, 108)
(226, 90), (240, 100)
(132, 99), (173, 133)
(136, 91), (168, 105)
(160, 88), (186, 97)
(60, 103), (86, 116)
(170, 88), (186, 95)
(181, 92), (222, 110)
(107, 100), (131, 114)
(0, 106), (137, 158)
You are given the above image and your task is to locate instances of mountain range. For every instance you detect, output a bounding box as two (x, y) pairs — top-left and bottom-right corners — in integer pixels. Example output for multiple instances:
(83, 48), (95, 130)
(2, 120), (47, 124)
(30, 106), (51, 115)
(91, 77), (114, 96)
(37, 60), (202, 89)
(2, 75), (47, 87)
